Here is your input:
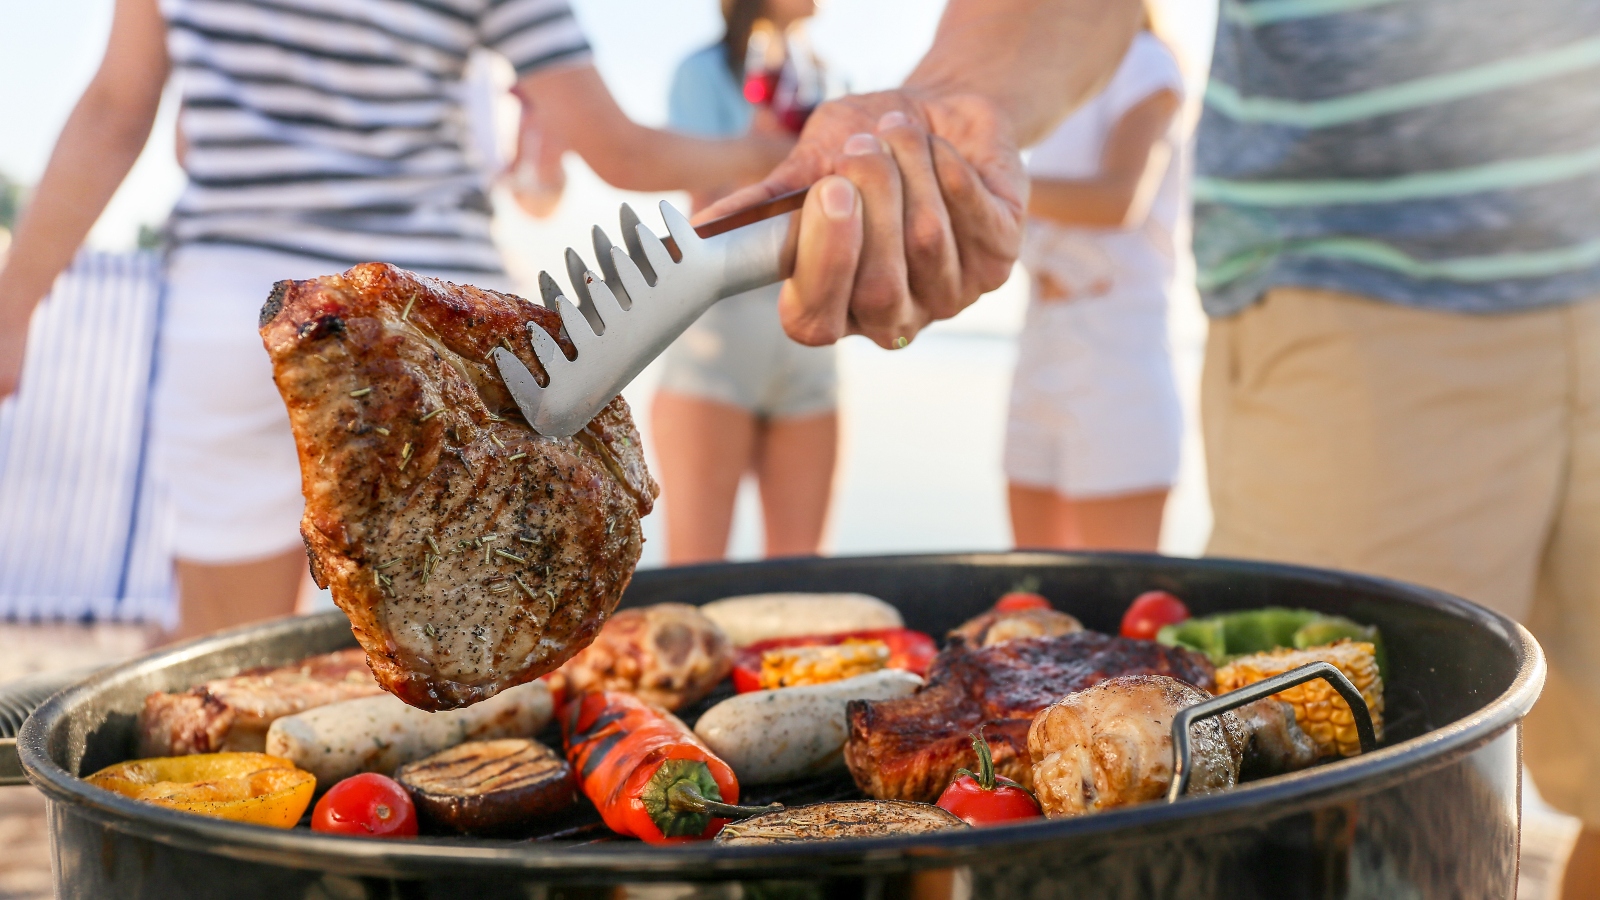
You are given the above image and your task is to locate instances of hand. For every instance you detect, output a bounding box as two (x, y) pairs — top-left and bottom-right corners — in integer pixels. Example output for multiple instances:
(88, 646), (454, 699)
(698, 90), (1026, 349)
(505, 88), (568, 219)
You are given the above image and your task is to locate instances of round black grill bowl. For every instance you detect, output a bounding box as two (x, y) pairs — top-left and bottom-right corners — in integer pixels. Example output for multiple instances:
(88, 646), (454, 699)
(18, 552), (1543, 899)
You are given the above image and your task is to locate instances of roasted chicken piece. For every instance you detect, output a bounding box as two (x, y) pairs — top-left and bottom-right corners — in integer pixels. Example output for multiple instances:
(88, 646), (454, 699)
(1028, 675), (1247, 817)
(260, 264), (657, 711)
(137, 649), (385, 757)
(948, 606), (1083, 648)
(545, 603), (732, 710)
(843, 632), (1214, 802)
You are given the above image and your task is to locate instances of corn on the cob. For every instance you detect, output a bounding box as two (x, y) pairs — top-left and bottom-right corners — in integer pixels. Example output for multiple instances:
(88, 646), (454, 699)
(1215, 640), (1384, 758)
(758, 639), (890, 689)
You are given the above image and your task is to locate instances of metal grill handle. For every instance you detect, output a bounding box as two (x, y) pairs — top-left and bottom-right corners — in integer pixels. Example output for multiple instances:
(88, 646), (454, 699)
(1166, 661), (1377, 803)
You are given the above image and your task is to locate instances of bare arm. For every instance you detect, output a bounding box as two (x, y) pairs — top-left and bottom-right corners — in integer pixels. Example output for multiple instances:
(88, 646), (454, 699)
(515, 63), (791, 195)
(0, 0), (169, 396)
(1029, 88), (1181, 229)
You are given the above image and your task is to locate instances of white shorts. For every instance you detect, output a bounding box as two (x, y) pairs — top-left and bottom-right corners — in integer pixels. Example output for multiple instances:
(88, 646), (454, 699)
(1003, 283), (1182, 499)
(656, 284), (837, 419)
(151, 245), (511, 563)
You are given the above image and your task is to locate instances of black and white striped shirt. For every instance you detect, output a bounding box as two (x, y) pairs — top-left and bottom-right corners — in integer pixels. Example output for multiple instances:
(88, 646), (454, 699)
(161, 0), (591, 273)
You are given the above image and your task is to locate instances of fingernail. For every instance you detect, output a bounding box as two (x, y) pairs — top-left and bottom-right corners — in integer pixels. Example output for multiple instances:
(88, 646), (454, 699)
(878, 111), (910, 131)
(843, 133), (880, 156)
(820, 177), (855, 220)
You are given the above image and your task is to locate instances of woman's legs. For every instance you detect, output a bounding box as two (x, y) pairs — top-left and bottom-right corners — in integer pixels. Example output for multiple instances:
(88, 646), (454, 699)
(1008, 482), (1168, 552)
(171, 549), (306, 642)
(755, 410), (838, 557)
(652, 390), (759, 564)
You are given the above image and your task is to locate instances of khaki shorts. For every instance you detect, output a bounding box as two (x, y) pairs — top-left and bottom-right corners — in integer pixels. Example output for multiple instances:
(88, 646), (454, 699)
(1203, 285), (1600, 825)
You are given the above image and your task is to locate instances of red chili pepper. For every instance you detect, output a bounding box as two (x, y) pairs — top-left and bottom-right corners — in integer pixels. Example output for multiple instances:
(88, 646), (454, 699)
(562, 691), (776, 843)
(936, 729), (1041, 826)
(730, 628), (938, 693)
(1120, 590), (1191, 641)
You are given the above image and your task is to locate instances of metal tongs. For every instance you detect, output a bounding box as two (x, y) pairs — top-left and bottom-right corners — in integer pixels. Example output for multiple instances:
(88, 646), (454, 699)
(493, 189), (808, 437)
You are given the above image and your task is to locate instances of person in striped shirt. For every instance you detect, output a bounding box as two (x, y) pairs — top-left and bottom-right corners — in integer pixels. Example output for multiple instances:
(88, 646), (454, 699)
(0, 0), (791, 642)
(1192, 2), (1600, 884)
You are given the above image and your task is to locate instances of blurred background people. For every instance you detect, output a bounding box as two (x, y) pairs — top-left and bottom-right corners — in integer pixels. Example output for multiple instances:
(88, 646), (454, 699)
(650, 0), (839, 564)
(1005, 6), (1186, 552)
(0, 0), (786, 642)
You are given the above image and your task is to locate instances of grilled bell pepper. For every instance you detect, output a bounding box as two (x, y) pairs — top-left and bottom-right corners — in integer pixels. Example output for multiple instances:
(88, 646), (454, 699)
(730, 628), (937, 693)
(86, 752), (315, 828)
(1157, 607), (1385, 674)
(562, 691), (775, 843)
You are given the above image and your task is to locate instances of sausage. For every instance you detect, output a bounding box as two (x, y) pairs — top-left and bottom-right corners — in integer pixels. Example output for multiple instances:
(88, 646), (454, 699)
(693, 670), (923, 784)
(699, 593), (903, 647)
(264, 681), (551, 786)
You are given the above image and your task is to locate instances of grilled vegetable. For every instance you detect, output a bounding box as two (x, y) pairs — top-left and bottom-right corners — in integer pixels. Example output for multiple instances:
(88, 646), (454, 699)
(562, 691), (776, 843)
(730, 628), (937, 693)
(994, 592), (1051, 612)
(1120, 591), (1190, 641)
(936, 730), (1041, 826)
(311, 772), (418, 837)
(86, 752), (314, 828)
(265, 681), (552, 785)
(545, 603), (733, 711)
(1215, 640), (1385, 758)
(694, 670), (923, 784)
(713, 800), (965, 844)
(1157, 607), (1385, 674)
(699, 593), (903, 647)
(396, 739), (576, 835)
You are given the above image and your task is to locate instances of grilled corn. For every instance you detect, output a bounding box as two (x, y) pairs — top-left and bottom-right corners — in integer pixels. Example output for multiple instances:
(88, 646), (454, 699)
(1215, 640), (1384, 759)
(758, 639), (890, 689)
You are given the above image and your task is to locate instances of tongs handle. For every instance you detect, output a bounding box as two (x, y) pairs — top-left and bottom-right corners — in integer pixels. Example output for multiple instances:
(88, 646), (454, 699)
(661, 186), (809, 271)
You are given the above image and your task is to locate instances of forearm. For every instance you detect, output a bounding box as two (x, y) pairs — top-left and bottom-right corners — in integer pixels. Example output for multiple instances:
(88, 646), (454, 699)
(520, 64), (788, 194)
(905, 0), (1142, 146)
(0, 87), (158, 319)
(1028, 178), (1140, 228)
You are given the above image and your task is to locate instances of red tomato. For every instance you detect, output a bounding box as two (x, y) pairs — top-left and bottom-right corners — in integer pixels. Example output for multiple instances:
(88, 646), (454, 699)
(935, 730), (1041, 826)
(311, 773), (418, 838)
(994, 592), (1052, 612)
(1120, 590), (1190, 641)
(937, 774), (1042, 827)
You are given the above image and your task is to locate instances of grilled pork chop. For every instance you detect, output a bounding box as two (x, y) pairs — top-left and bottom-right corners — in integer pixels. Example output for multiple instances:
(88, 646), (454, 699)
(842, 632), (1214, 802)
(260, 264), (657, 711)
(138, 648), (384, 757)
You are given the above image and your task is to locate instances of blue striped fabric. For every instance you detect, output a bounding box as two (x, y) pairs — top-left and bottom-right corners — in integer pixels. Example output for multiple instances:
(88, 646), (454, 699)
(1194, 0), (1600, 315)
(0, 252), (175, 624)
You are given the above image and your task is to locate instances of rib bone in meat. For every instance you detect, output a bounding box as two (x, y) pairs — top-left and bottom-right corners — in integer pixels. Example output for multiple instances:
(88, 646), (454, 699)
(260, 264), (657, 710)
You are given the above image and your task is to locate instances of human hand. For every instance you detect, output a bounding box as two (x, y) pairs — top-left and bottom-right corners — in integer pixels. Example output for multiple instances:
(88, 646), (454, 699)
(505, 88), (568, 219)
(698, 90), (1026, 349)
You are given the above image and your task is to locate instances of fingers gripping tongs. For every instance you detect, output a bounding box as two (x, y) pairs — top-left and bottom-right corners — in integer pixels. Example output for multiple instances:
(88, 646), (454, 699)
(493, 189), (808, 437)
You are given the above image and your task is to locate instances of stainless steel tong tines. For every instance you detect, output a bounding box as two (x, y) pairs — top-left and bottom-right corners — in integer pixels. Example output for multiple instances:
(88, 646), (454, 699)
(493, 189), (806, 438)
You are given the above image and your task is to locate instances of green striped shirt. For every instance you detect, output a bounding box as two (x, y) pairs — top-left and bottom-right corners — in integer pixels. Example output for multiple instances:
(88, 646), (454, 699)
(1195, 0), (1600, 315)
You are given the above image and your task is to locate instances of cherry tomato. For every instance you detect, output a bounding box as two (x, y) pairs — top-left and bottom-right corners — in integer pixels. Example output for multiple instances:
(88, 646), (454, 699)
(935, 731), (1041, 827)
(1120, 590), (1190, 641)
(994, 592), (1051, 612)
(311, 773), (418, 838)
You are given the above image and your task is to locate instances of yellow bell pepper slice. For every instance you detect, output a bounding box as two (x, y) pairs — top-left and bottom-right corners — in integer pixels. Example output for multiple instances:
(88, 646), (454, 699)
(86, 752), (315, 828)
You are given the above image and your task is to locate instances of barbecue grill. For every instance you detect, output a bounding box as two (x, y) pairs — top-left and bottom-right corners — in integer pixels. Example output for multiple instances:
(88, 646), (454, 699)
(1, 552), (1542, 899)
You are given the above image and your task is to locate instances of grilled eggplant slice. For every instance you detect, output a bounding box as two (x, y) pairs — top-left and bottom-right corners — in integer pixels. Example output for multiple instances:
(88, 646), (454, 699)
(714, 800), (965, 844)
(395, 739), (575, 835)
